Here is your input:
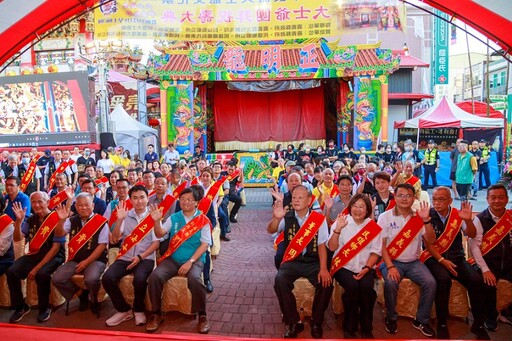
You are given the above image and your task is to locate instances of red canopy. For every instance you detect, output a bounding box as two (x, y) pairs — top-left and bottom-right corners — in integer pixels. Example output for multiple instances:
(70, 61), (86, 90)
(395, 96), (504, 128)
(455, 101), (504, 119)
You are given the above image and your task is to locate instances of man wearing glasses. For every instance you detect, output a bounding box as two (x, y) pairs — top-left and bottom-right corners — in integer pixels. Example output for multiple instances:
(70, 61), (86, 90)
(378, 183), (437, 337)
(423, 186), (488, 339)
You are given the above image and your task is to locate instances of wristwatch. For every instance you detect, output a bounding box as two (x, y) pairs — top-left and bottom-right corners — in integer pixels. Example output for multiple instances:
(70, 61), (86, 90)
(188, 258), (195, 264)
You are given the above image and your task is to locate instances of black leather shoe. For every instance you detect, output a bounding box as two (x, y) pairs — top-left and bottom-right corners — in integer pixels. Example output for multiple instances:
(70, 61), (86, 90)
(229, 216), (238, 223)
(343, 331), (357, 339)
(437, 324), (450, 339)
(361, 331), (374, 339)
(205, 279), (213, 293)
(220, 235), (231, 241)
(283, 322), (304, 338)
(310, 322), (323, 339)
(79, 290), (89, 311)
(91, 301), (100, 316)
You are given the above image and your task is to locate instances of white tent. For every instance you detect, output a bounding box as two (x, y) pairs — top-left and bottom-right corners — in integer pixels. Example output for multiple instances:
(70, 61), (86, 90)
(109, 104), (158, 157)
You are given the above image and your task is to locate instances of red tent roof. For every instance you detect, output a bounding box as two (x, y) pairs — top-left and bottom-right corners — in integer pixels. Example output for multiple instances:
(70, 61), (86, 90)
(455, 101), (504, 119)
(395, 96), (504, 128)
(392, 50), (430, 68)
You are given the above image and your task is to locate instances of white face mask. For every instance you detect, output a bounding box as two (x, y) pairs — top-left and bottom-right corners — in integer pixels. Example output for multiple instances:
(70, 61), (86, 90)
(344, 147), (349, 152)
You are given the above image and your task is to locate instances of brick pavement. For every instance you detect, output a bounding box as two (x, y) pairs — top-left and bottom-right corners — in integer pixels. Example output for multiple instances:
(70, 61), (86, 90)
(1, 188), (510, 339)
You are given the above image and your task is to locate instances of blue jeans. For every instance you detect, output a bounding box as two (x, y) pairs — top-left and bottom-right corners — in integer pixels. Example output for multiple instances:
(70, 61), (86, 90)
(380, 260), (436, 324)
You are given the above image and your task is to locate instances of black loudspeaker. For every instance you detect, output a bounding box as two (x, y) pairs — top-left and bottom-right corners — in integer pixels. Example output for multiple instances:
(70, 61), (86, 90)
(100, 132), (116, 150)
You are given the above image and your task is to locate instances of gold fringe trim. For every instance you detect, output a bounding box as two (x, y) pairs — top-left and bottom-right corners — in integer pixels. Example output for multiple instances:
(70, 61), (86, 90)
(214, 139), (325, 152)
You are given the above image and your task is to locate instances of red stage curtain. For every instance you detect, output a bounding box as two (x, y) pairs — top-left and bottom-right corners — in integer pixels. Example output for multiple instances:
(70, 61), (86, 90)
(213, 83), (325, 143)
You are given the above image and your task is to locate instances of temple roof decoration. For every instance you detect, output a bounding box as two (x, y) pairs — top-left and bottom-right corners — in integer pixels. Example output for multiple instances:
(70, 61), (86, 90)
(149, 40), (400, 81)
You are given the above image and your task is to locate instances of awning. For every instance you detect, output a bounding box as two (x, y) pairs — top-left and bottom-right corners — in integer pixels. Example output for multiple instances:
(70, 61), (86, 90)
(388, 93), (434, 100)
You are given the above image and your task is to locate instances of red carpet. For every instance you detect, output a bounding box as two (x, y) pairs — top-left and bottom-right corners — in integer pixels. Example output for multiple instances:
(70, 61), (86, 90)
(0, 322), (464, 341)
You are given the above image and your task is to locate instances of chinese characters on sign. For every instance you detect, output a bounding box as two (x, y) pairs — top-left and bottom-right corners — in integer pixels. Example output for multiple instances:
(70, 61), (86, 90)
(94, 0), (337, 41)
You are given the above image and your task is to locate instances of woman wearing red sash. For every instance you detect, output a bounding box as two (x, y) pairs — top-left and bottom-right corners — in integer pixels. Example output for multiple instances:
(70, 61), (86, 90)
(327, 194), (382, 339)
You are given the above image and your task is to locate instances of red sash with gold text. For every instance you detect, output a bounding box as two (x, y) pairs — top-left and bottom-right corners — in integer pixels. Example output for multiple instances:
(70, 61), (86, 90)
(20, 155), (41, 192)
(419, 208), (462, 263)
(469, 210), (512, 264)
(67, 214), (108, 261)
(48, 190), (69, 210)
(190, 177), (200, 185)
(158, 213), (210, 264)
(172, 181), (188, 198)
(330, 220), (382, 276)
(47, 161), (70, 190)
(281, 211), (325, 264)
(386, 215), (424, 260)
(0, 214), (13, 235)
(28, 211), (60, 255)
(205, 178), (226, 200)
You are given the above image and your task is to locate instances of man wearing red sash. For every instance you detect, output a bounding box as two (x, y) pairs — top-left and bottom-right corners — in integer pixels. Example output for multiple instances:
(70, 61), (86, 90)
(423, 186), (488, 339)
(102, 185), (160, 327)
(149, 176), (176, 225)
(52, 193), (109, 314)
(371, 172), (395, 221)
(391, 160), (422, 199)
(44, 149), (72, 191)
(378, 183), (436, 337)
(324, 175), (353, 226)
(18, 151), (42, 196)
(311, 168), (338, 207)
(469, 184), (512, 331)
(7, 192), (66, 323)
(146, 187), (212, 334)
(327, 194), (382, 339)
(268, 185), (332, 338)
(222, 161), (243, 223)
(71, 179), (107, 216)
(49, 173), (69, 199)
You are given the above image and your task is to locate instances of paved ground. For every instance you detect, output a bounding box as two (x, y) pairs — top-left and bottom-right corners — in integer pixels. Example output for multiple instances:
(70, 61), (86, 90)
(0, 187), (510, 340)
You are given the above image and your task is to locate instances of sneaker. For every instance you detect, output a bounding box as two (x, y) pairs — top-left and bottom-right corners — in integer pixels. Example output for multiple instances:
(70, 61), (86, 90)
(385, 318), (397, 334)
(9, 306), (30, 323)
(37, 308), (52, 323)
(484, 319), (498, 332)
(412, 319), (435, 337)
(106, 311), (134, 327)
(134, 312), (147, 326)
(146, 314), (163, 333)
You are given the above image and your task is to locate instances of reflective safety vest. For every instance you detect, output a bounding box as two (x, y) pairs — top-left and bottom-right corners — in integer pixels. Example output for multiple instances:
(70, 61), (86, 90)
(425, 148), (437, 166)
(481, 146), (489, 159)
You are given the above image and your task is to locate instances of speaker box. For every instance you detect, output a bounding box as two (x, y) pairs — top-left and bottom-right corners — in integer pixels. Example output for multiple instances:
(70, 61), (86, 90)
(100, 132), (116, 150)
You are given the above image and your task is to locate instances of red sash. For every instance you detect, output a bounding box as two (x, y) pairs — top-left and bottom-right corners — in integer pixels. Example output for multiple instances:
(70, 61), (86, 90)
(405, 175), (420, 186)
(95, 176), (109, 186)
(273, 231), (285, 250)
(205, 178), (226, 200)
(310, 184), (339, 209)
(386, 215), (424, 260)
(48, 190), (69, 210)
(420, 208), (462, 263)
(28, 211), (60, 255)
(330, 220), (382, 276)
(20, 155), (41, 193)
(135, 181), (145, 186)
(0, 214), (13, 235)
(190, 177), (200, 185)
(281, 211), (325, 264)
(198, 197), (212, 215)
(226, 169), (241, 181)
(469, 210), (512, 264)
(158, 213), (210, 265)
(47, 161), (70, 189)
(108, 199), (133, 229)
(116, 197), (176, 259)
(67, 214), (108, 262)
(386, 199), (396, 211)
(172, 181), (188, 198)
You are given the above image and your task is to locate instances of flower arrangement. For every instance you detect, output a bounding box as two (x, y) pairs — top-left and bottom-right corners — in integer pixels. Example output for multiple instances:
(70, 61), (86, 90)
(499, 161), (512, 190)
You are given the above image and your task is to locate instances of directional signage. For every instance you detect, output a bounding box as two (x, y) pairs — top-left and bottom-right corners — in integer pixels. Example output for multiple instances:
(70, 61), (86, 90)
(489, 95), (508, 102)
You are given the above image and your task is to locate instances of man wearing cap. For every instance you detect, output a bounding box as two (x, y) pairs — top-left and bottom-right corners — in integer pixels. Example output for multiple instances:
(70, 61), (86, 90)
(421, 140), (440, 191)
(455, 140), (478, 201)
(478, 139), (491, 190)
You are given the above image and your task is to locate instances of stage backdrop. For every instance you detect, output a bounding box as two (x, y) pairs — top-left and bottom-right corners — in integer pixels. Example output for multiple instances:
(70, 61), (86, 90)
(213, 83), (325, 151)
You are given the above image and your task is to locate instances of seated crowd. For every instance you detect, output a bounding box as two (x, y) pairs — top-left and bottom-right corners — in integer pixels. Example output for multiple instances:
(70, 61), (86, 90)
(0, 144), (245, 334)
(267, 139), (511, 339)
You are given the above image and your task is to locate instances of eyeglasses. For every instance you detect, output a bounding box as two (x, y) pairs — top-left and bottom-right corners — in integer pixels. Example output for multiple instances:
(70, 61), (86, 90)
(432, 197), (449, 202)
(396, 194), (413, 199)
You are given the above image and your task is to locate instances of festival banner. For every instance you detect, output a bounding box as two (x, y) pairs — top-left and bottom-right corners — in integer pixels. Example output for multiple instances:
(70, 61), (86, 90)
(236, 152), (273, 188)
(337, 0), (405, 33)
(353, 76), (380, 151)
(94, 0), (337, 42)
(109, 81), (138, 119)
(432, 9), (449, 99)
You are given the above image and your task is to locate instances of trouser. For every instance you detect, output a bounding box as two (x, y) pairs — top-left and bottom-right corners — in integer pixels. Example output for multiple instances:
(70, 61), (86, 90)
(477, 261), (512, 321)
(218, 202), (229, 236)
(333, 268), (376, 334)
(52, 260), (106, 302)
(472, 170), (480, 195)
(148, 257), (206, 314)
(274, 260), (333, 325)
(479, 163), (491, 189)
(0, 248), (14, 277)
(7, 253), (64, 311)
(456, 183), (471, 201)
(224, 194), (242, 218)
(379, 260), (436, 324)
(425, 258), (486, 326)
(101, 259), (154, 313)
(422, 165), (437, 190)
(203, 251), (211, 282)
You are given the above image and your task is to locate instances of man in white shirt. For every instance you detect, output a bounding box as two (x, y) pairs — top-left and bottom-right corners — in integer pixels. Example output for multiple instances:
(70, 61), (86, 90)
(378, 183), (437, 338)
(163, 144), (180, 166)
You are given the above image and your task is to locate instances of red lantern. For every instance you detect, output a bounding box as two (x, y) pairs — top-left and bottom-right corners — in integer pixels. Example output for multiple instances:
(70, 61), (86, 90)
(148, 118), (160, 126)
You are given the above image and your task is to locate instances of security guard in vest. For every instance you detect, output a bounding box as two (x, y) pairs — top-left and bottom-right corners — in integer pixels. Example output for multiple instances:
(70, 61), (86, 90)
(421, 140), (440, 190)
(478, 139), (491, 190)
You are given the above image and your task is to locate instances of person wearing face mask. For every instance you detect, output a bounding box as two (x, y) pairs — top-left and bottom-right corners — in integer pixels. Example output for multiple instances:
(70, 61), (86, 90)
(337, 144), (356, 167)
(77, 147), (96, 175)
(401, 141), (422, 178)
(284, 144), (298, 162)
(358, 147), (370, 164)
(375, 144), (386, 161)
(298, 145), (314, 166)
(356, 163), (378, 195)
(119, 150), (131, 169)
(326, 139), (339, 163)
(17, 152), (42, 196)
(383, 145), (395, 163)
